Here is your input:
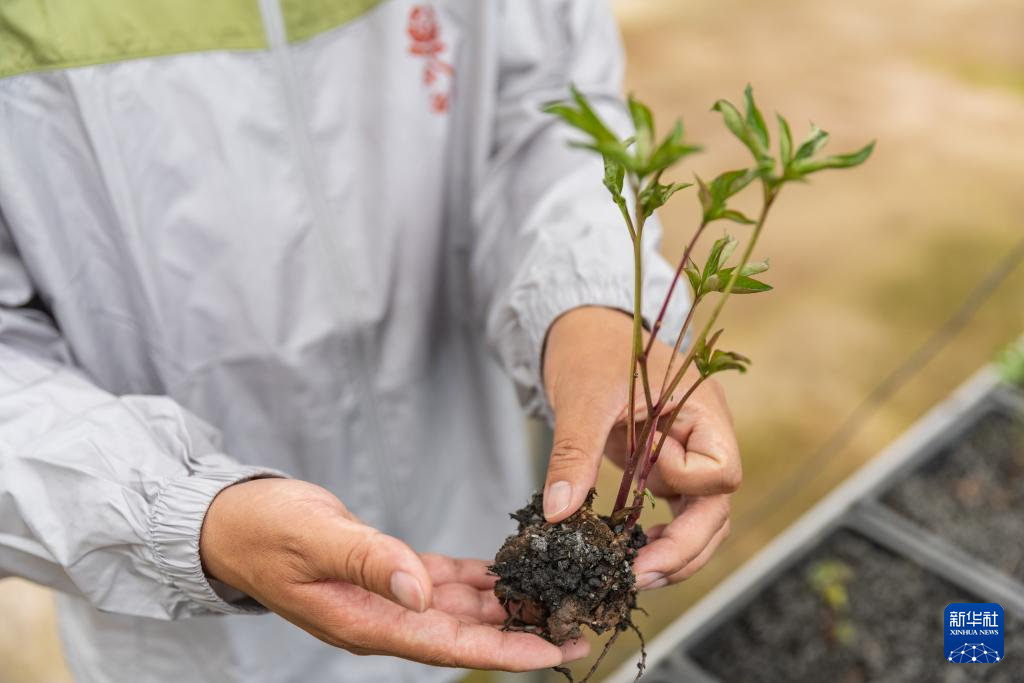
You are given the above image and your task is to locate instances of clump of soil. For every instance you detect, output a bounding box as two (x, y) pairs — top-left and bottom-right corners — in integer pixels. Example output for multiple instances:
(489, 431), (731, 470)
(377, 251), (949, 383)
(490, 490), (647, 668)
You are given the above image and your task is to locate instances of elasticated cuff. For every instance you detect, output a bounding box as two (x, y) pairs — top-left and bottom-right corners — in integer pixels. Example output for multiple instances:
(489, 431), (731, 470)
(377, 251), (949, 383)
(514, 276), (639, 422)
(148, 465), (288, 616)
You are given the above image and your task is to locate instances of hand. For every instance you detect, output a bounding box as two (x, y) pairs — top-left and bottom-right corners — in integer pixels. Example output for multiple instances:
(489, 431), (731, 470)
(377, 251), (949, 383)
(199, 478), (589, 669)
(541, 306), (740, 589)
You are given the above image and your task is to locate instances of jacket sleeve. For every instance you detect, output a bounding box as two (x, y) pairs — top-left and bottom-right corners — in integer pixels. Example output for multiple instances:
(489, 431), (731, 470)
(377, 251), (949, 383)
(473, 0), (691, 419)
(0, 216), (285, 619)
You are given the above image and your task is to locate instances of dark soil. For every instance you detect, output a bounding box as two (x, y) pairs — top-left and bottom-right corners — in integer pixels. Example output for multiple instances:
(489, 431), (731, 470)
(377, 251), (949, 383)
(882, 408), (1024, 583)
(690, 530), (1024, 683)
(490, 491), (647, 645)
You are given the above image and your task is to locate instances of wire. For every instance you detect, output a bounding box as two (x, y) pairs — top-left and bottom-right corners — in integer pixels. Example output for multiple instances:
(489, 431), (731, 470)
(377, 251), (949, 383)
(733, 233), (1024, 536)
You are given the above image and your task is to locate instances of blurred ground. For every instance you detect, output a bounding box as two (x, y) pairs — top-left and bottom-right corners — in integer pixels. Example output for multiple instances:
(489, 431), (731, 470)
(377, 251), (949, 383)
(2, 0), (1023, 681)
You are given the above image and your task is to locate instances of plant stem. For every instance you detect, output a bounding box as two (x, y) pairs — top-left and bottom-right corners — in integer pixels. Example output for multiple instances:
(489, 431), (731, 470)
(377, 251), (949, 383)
(625, 376), (707, 527)
(620, 181), (778, 528)
(643, 220), (709, 362)
(657, 185), (777, 419)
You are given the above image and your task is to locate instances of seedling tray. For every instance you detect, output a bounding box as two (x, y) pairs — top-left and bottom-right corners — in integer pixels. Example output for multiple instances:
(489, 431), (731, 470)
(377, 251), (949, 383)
(608, 369), (1024, 682)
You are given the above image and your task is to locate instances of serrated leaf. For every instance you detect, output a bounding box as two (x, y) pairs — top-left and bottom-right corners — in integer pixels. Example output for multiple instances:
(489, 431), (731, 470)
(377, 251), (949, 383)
(792, 140), (876, 174)
(777, 114), (793, 168)
(744, 84), (769, 150)
(794, 124), (829, 161)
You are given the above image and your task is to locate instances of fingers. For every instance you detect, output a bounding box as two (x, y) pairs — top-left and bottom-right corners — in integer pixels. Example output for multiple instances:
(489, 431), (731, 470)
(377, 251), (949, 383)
(430, 584), (507, 624)
(307, 517), (433, 613)
(543, 396), (618, 523)
(664, 519), (731, 584)
(295, 581), (590, 670)
(421, 555), (497, 590)
(650, 387), (741, 497)
(632, 495), (730, 588)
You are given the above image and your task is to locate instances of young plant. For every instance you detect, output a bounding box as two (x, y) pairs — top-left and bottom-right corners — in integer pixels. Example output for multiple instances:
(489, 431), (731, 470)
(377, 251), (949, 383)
(546, 84), (874, 529)
(807, 558), (857, 645)
(491, 85), (873, 683)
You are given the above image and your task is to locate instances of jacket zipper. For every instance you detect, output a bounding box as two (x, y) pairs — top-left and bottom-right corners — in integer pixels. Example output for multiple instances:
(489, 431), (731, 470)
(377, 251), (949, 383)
(256, 0), (400, 531)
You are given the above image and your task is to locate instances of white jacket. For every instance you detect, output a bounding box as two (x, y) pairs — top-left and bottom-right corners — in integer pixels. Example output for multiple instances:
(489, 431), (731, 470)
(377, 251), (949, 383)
(0, 1), (687, 681)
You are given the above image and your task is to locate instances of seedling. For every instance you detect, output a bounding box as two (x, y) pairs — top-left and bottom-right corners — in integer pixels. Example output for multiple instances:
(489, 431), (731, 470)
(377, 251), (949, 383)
(491, 86), (873, 682)
(808, 558), (857, 645)
(995, 338), (1024, 387)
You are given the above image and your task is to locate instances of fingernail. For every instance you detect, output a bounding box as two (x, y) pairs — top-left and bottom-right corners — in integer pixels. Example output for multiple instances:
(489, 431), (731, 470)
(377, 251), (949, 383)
(560, 638), (590, 661)
(636, 572), (666, 590)
(390, 571), (426, 612)
(544, 481), (572, 519)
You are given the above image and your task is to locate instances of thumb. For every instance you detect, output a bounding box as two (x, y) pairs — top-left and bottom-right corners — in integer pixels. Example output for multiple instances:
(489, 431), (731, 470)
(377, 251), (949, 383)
(543, 397), (618, 523)
(311, 516), (433, 613)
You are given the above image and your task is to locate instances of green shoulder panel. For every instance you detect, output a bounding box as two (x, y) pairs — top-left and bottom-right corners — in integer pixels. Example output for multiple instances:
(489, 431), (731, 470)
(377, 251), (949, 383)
(0, 0), (388, 79)
(0, 0), (267, 78)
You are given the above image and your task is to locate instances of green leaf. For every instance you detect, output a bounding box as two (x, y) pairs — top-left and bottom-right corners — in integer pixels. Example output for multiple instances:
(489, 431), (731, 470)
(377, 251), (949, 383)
(603, 156), (625, 201)
(711, 99), (747, 143)
(708, 349), (751, 375)
(696, 341), (751, 378)
(728, 275), (773, 294)
(645, 120), (701, 175)
(703, 235), (738, 281)
(794, 124), (829, 161)
(628, 94), (655, 163)
(569, 140), (635, 171)
(720, 209), (756, 225)
(700, 168), (758, 222)
(740, 258), (770, 276)
(696, 175), (712, 217)
(713, 92), (772, 164)
(683, 260), (702, 295)
(777, 114), (793, 168)
(639, 181), (693, 219)
(569, 84), (617, 143)
(792, 140), (876, 174)
(628, 95), (654, 140)
(744, 84), (769, 150)
(643, 488), (657, 508)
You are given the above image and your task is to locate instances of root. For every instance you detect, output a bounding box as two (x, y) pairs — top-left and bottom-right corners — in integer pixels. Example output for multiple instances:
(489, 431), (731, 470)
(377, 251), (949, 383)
(578, 626), (622, 683)
(628, 621), (647, 682)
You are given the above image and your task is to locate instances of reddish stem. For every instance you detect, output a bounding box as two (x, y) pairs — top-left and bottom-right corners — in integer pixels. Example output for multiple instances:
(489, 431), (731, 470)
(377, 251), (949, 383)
(642, 221), (708, 360)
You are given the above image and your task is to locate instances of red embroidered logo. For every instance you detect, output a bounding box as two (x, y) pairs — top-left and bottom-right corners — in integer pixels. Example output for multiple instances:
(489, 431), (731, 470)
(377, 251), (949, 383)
(407, 5), (453, 113)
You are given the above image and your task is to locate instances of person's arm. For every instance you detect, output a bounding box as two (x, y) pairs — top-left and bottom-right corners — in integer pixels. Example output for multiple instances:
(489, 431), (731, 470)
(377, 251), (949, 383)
(0, 215), (284, 619)
(474, 1), (739, 586)
(0, 215), (586, 670)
